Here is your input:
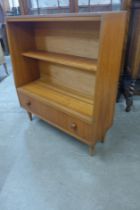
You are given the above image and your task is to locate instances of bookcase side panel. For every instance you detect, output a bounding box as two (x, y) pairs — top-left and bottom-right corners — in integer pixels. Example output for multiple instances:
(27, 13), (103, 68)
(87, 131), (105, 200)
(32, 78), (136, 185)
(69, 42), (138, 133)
(93, 12), (127, 141)
(7, 22), (40, 88)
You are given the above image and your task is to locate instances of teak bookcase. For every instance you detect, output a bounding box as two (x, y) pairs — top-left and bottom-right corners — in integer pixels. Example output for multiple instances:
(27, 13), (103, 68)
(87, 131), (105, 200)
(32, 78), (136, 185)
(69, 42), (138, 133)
(7, 12), (127, 155)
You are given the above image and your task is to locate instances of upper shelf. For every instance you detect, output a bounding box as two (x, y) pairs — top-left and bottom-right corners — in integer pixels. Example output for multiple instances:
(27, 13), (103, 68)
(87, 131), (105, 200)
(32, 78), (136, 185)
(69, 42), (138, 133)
(22, 51), (98, 73)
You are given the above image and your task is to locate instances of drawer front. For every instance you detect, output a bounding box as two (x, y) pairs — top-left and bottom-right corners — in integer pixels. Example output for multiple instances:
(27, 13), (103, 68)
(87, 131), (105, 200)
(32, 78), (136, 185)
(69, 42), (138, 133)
(18, 91), (92, 144)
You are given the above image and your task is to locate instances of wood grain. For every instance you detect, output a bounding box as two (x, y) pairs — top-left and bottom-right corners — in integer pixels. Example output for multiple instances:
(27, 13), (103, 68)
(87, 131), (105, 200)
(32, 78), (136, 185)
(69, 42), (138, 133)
(6, 22), (39, 88)
(39, 62), (96, 100)
(7, 12), (127, 154)
(93, 12), (127, 141)
(17, 80), (94, 123)
(18, 91), (93, 144)
(6, 12), (102, 22)
(34, 21), (100, 59)
(6, 11), (126, 22)
(22, 51), (97, 72)
(127, 9), (140, 79)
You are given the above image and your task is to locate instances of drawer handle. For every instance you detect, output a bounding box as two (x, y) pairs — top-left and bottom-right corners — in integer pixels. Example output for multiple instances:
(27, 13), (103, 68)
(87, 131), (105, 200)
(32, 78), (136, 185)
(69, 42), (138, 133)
(70, 123), (77, 130)
(26, 101), (31, 106)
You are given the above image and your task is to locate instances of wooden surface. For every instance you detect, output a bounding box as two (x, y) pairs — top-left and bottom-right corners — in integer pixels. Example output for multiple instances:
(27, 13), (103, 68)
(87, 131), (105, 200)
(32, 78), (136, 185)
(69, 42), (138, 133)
(18, 90), (93, 144)
(119, 0), (140, 112)
(39, 62), (96, 100)
(34, 21), (100, 59)
(121, 0), (132, 10)
(18, 80), (93, 123)
(7, 13), (127, 154)
(6, 12), (125, 22)
(22, 51), (97, 72)
(93, 12), (127, 141)
(6, 13), (101, 22)
(127, 3), (140, 79)
(6, 22), (39, 87)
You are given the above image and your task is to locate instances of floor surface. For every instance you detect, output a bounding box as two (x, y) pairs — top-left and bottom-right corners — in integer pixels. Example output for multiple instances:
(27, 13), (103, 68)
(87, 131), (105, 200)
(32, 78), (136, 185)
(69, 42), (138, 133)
(0, 57), (140, 210)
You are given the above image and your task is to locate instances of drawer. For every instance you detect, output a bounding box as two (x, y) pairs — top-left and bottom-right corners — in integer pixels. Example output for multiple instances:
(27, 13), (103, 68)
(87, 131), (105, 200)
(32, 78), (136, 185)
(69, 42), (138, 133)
(18, 91), (92, 144)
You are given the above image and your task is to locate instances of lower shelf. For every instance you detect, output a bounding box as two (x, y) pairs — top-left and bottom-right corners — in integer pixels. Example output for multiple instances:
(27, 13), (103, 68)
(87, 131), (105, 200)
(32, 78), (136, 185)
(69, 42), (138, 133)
(17, 80), (94, 123)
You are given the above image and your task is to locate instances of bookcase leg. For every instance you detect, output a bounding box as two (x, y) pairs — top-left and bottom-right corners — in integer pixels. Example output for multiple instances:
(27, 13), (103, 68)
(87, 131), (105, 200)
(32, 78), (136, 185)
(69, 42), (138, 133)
(88, 145), (95, 156)
(101, 133), (106, 143)
(27, 112), (32, 121)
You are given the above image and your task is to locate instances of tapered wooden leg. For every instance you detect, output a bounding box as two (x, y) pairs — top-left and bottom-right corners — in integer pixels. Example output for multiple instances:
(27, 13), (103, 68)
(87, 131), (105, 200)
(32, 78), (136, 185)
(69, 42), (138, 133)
(27, 111), (32, 121)
(101, 134), (106, 143)
(89, 145), (95, 156)
(3, 63), (9, 75)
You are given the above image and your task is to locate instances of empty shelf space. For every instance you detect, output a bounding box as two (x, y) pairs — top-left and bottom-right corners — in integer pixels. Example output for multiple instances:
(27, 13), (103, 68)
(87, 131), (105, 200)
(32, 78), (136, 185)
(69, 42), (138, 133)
(39, 79), (94, 105)
(22, 51), (98, 72)
(18, 80), (94, 123)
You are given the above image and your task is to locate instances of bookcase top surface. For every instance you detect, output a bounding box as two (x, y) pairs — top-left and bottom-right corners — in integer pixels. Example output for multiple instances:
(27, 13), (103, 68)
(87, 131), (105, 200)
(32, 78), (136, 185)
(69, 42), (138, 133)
(6, 11), (126, 23)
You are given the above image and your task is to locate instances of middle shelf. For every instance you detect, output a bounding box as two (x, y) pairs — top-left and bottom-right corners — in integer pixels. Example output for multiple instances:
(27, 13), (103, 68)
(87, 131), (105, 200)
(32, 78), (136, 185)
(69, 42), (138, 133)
(22, 50), (98, 72)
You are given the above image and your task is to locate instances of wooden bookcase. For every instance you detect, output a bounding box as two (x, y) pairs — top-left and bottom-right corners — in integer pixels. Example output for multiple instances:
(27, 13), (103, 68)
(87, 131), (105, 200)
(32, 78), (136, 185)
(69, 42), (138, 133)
(7, 12), (127, 155)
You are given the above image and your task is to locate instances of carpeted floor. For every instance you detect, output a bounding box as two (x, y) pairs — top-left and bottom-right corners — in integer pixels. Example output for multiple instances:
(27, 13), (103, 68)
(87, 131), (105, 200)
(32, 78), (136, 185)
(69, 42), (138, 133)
(0, 57), (140, 210)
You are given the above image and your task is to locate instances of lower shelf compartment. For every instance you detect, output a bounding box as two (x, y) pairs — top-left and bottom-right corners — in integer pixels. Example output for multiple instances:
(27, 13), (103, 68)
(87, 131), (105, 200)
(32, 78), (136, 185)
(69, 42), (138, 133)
(18, 90), (93, 144)
(17, 80), (94, 123)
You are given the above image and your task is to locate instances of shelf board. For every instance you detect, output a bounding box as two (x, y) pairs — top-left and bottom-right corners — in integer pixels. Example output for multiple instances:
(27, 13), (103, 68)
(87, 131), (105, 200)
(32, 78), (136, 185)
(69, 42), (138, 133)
(22, 51), (97, 72)
(39, 79), (94, 105)
(18, 80), (94, 123)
